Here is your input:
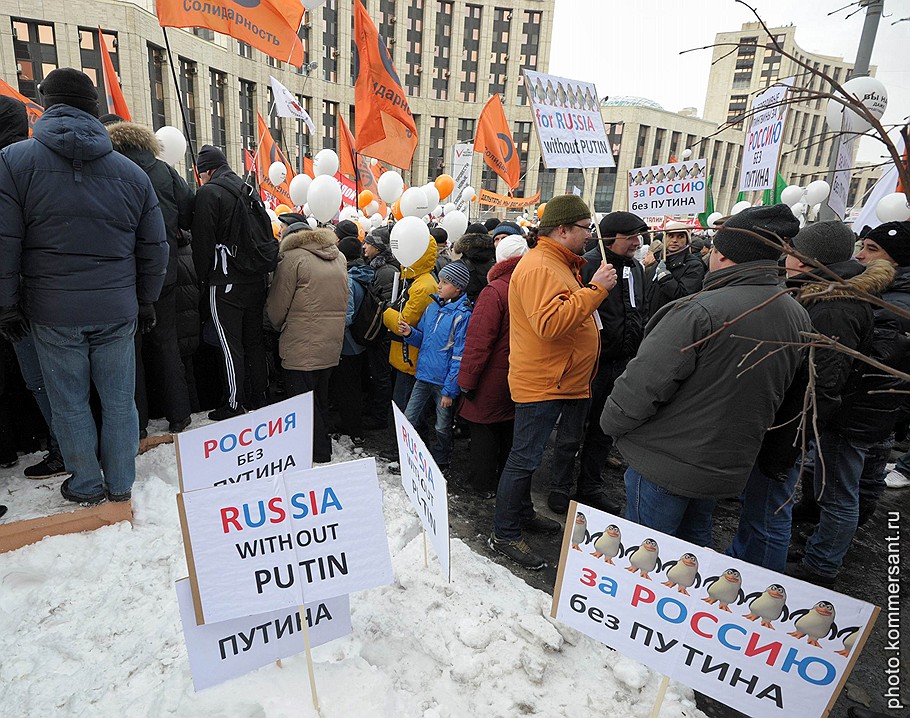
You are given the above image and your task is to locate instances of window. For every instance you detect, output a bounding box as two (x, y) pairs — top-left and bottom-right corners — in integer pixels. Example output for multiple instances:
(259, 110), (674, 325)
(459, 4), (481, 102)
(239, 80), (256, 152)
(431, 1), (452, 100)
(193, 28), (215, 41)
(651, 128), (665, 166)
(634, 125), (650, 168)
(726, 94), (748, 129)
(565, 168), (585, 196)
(517, 10), (541, 104)
(379, 0), (396, 50)
(458, 118), (475, 143)
(295, 94), (312, 159)
(513, 121), (531, 194)
(404, 0), (423, 95)
(489, 8), (510, 96)
(78, 27), (120, 116)
(210, 70), (227, 152)
(238, 41), (252, 59)
(323, 0), (337, 82)
(538, 158), (556, 201)
(428, 116), (446, 181)
(594, 167), (616, 212)
(147, 44), (166, 130)
(12, 18), (57, 101)
(803, 115), (819, 164)
(297, 21), (311, 73)
(720, 143), (734, 187)
(179, 58), (198, 181)
(608, 122), (624, 159)
(323, 100), (337, 150)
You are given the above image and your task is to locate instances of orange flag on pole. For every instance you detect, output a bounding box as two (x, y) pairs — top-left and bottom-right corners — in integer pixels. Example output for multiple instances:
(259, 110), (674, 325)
(98, 27), (131, 121)
(474, 94), (520, 193)
(0, 78), (44, 135)
(156, 0), (304, 68)
(256, 112), (295, 208)
(338, 114), (357, 179)
(353, 0), (417, 169)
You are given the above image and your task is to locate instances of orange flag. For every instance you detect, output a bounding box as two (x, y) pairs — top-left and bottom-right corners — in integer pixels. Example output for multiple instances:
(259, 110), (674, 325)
(474, 94), (520, 193)
(353, 0), (417, 169)
(157, 0), (304, 68)
(338, 114), (357, 179)
(256, 112), (295, 207)
(98, 27), (131, 121)
(0, 78), (44, 135)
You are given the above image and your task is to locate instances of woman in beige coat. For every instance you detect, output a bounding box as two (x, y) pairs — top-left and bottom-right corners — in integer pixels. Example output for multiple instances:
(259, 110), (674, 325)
(266, 224), (348, 462)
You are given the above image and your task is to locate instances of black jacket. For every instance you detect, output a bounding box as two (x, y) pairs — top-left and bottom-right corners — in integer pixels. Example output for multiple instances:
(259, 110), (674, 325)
(453, 233), (495, 304)
(580, 245), (647, 360)
(176, 232), (200, 358)
(108, 122), (195, 287)
(644, 248), (706, 316)
(369, 249), (400, 303)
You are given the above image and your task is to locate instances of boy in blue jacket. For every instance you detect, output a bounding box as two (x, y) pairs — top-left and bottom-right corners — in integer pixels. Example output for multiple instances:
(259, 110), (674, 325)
(398, 261), (473, 468)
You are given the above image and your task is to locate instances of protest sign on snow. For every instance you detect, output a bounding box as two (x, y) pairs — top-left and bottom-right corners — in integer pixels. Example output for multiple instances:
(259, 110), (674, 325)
(739, 77), (795, 193)
(628, 160), (708, 218)
(175, 394), (313, 492)
(552, 503), (878, 718)
(176, 578), (351, 691)
(392, 404), (450, 580)
(178, 458), (393, 624)
(523, 69), (614, 169)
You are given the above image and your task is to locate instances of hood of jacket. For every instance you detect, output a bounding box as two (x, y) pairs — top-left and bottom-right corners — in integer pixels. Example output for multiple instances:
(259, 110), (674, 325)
(280, 227), (340, 261)
(702, 259), (781, 292)
(453, 232), (495, 261)
(431, 290), (472, 312)
(888, 265), (910, 294)
(106, 121), (161, 171)
(400, 235), (438, 279)
(33, 104), (112, 162)
(0, 96), (28, 149)
(792, 258), (894, 305)
(348, 261), (374, 283)
(487, 255), (522, 283)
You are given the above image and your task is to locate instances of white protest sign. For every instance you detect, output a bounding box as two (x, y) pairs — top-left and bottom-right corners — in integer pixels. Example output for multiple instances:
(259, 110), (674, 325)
(739, 77), (795, 192)
(628, 160), (708, 218)
(553, 503), (878, 718)
(392, 404), (450, 580)
(829, 114), (858, 220)
(179, 458), (393, 624)
(176, 578), (351, 692)
(524, 69), (614, 169)
(451, 143), (474, 205)
(175, 394), (313, 492)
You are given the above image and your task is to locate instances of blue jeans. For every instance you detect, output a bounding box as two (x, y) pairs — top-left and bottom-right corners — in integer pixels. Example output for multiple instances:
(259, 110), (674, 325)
(802, 431), (870, 578)
(493, 398), (589, 540)
(13, 333), (59, 449)
(405, 380), (454, 465)
(32, 321), (138, 498)
(727, 464), (797, 572)
(392, 369), (417, 411)
(624, 467), (716, 548)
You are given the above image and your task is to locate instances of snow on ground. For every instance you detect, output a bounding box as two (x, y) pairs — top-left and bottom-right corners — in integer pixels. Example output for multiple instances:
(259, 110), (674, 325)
(0, 414), (705, 717)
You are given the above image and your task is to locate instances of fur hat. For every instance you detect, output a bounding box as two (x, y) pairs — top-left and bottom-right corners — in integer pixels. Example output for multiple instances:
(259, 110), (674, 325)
(713, 204), (799, 263)
(496, 235), (529, 263)
(99, 113), (126, 126)
(540, 194), (591, 227)
(337, 235), (363, 262)
(791, 221), (856, 266)
(599, 211), (649, 239)
(39, 68), (98, 116)
(865, 221), (910, 267)
(197, 144), (228, 173)
(438, 260), (471, 290)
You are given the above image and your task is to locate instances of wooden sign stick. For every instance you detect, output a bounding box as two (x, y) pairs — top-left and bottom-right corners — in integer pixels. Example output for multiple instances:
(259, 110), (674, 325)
(648, 675), (670, 718)
(298, 605), (321, 713)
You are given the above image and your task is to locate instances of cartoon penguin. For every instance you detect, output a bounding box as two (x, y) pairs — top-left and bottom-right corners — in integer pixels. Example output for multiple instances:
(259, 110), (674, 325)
(571, 512), (587, 550)
(654, 168), (666, 183)
(626, 538), (660, 580)
(591, 524), (623, 564)
(836, 627), (860, 657)
(645, 169), (656, 183)
(666, 166), (678, 181)
(661, 553), (700, 595)
(743, 584), (789, 629)
(789, 601), (837, 647)
(702, 568), (745, 612)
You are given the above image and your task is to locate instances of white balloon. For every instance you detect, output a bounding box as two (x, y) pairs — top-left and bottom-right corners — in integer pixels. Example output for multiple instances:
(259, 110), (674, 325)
(265, 208), (278, 223)
(706, 211), (723, 228)
(268, 161), (287, 186)
(155, 126), (186, 167)
(807, 203), (822, 221)
(390, 216), (431, 266)
(730, 200), (752, 215)
(307, 175), (342, 223)
(289, 174), (312, 206)
(681, 148), (692, 160)
(400, 186), (430, 217)
(798, 214), (807, 229)
(876, 192), (910, 223)
(370, 212), (383, 228)
(306, 217), (318, 229)
(432, 205), (443, 218)
(358, 217), (371, 232)
(441, 209), (468, 241)
(303, 203), (310, 216)
(805, 180), (831, 206)
(780, 185), (805, 208)
(377, 171), (405, 203)
(338, 206), (358, 222)
(370, 158), (379, 166)
(461, 186), (476, 202)
(825, 76), (888, 134)
(313, 148), (339, 177)
(364, 201), (379, 216)
(443, 202), (458, 215)
(790, 202), (805, 217)
(423, 184), (440, 210)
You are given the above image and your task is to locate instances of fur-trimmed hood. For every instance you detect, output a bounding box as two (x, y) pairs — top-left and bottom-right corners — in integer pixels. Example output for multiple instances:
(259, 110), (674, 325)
(487, 255), (522, 283)
(279, 227), (340, 261)
(107, 121), (161, 155)
(794, 258), (895, 305)
(453, 232), (494, 256)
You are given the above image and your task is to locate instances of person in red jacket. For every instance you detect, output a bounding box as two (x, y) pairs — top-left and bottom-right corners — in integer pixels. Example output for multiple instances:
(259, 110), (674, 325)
(458, 235), (529, 498)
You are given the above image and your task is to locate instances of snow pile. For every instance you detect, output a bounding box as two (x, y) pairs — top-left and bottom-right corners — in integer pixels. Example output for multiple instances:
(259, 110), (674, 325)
(0, 417), (705, 717)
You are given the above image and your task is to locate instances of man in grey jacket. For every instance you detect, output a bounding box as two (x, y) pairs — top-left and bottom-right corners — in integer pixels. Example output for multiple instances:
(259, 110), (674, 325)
(600, 205), (810, 547)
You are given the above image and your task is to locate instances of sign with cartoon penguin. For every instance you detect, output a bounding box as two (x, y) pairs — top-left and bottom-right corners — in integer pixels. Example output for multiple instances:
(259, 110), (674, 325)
(552, 502), (879, 718)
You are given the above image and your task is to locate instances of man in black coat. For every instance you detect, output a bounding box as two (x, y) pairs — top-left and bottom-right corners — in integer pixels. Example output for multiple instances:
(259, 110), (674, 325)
(644, 220), (706, 317)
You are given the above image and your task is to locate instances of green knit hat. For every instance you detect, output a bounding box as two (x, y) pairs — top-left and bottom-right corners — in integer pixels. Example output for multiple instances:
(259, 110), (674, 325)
(540, 194), (591, 227)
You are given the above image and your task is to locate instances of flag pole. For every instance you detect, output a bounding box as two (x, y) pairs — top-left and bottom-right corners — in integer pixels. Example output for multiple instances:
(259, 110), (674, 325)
(161, 28), (199, 182)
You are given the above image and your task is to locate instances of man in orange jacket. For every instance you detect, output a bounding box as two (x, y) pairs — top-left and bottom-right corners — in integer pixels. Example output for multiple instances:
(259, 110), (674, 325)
(489, 195), (617, 570)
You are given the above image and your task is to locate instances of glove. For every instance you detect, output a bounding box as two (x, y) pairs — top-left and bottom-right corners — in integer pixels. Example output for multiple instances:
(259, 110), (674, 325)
(655, 260), (671, 281)
(138, 303), (157, 334)
(0, 305), (28, 343)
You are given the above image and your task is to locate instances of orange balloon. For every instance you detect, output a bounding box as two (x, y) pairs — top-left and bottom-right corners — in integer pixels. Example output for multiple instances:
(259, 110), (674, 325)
(357, 223), (366, 241)
(537, 203), (547, 219)
(434, 174), (455, 201)
(358, 190), (374, 210)
(391, 200), (403, 220)
(271, 221), (281, 240)
(274, 204), (292, 216)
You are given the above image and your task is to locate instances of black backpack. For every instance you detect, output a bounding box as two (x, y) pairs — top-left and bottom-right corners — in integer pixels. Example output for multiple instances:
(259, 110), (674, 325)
(210, 178), (279, 276)
(349, 277), (388, 347)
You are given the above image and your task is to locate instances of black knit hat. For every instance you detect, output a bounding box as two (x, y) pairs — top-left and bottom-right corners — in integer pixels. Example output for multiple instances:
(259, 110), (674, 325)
(484, 217), (501, 232)
(335, 220), (360, 242)
(196, 144), (228, 173)
(429, 227), (448, 245)
(713, 204), (799, 263)
(466, 222), (489, 236)
(599, 211), (649, 238)
(278, 212), (307, 226)
(791, 221), (856, 266)
(540, 194), (591, 227)
(337, 235), (363, 262)
(0, 96), (28, 150)
(865, 221), (910, 267)
(39, 68), (99, 116)
(99, 113), (126, 126)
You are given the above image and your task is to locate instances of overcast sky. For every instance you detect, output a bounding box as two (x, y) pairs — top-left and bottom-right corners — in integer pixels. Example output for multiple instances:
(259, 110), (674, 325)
(549, 0), (910, 163)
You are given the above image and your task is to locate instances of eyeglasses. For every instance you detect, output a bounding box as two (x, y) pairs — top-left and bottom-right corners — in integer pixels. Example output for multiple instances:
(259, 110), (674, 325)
(571, 222), (595, 234)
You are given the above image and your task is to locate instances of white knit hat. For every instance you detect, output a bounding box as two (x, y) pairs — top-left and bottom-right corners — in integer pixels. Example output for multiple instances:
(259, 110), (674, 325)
(496, 234), (529, 263)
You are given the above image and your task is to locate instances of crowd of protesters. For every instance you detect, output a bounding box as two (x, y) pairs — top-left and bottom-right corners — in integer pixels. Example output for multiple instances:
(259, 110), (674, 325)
(1, 68), (908, 594)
